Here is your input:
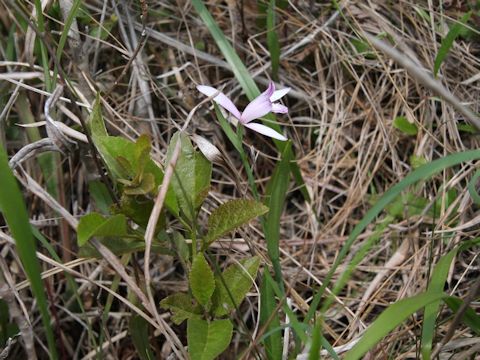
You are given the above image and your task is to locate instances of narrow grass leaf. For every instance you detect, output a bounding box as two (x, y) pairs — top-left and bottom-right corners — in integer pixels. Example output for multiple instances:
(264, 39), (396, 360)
(306, 149), (480, 322)
(264, 142), (291, 287)
(0, 146), (58, 359)
(260, 272), (282, 360)
(33, 0), (51, 90)
(52, 0), (82, 87)
(129, 315), (155, 360)
(421, 247), (458, 359)
(444, 296), (480, 335)
(434, 12), (471, 76)
(344, 292), (447, 360)
(267, 0), (280, 79)
(308, 321), (340, 360)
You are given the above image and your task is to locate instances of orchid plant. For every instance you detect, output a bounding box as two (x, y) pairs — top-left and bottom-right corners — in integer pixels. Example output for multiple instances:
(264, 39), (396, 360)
(197, 81), (290, 141)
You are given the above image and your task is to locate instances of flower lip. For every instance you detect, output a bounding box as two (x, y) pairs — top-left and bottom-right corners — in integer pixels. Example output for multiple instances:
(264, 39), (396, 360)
(240, 82), (276, 124)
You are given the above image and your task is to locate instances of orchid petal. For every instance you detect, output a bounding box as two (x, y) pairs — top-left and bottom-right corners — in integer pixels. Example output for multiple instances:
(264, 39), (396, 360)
(240, 82), (275, 124)
(243, 122), (287, 141)
(272, 103), (288, 114)
(197, 85), (242, 120)
(270, 87), (290, 102)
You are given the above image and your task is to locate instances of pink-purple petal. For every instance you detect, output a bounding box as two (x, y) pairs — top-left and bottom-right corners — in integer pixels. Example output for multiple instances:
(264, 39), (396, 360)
(243, 122), (287, 141)
(240, 82), (275, 123)
(270, 87), (290, 102)
(272, 103), (288, 114)
(197, 85), (242, 120)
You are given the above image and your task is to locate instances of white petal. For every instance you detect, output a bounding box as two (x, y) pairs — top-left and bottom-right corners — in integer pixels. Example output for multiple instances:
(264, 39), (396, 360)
(243, 122), (287, 141)
(270, 87), (290, 102)
(197, 85), (242, 120)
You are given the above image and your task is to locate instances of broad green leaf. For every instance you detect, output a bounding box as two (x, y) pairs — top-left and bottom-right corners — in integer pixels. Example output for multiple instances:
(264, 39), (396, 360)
(88, 94), (108, 139)
(0, 145), (57, 358)
(112, 194), (155, 229)
(160, 293), (202, 325)
(393, 116), (418, 135)
(190, 254), (215, 307)
(94, 135), (178, 214)
(88, 180), (112, 214)
(344, 292), (447, 360)
(171, 231), (190, 263)
(79, 234), (172, 258)
(434, 12), (472, 76)
(129, 315), (155, 360)
(212, 256), (260, 317)
(204, 200), (268, 247)
(77, 213), (127, 246)
(194, 152), (212, 208)
(444, 297), (480, 335)
(166, 132), (210, 221)
(187, 318), (233, 360)
(421, 247), (458, 359)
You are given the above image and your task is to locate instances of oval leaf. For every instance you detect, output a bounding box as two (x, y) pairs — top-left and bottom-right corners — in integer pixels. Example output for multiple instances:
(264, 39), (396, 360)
(160, 293), (202, 325)
(204, 200), (268, 247)
(77, 212), (127, 246)
(393, 116), (418, 135)
(212, 256), (260, 317)
(190, 254), (215, 307)
(187, 318), (233, 360)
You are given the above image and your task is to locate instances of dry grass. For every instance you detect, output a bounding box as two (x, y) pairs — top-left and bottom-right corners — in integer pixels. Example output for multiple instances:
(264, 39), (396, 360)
(1, 0), (480, 359)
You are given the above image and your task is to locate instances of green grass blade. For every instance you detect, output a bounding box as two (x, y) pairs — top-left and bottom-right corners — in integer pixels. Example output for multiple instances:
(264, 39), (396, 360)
(305, 149), (480, 322)
(260, 272), (282, 360)
(421, 247), (458, 359)
(0, 147), (58, 359)
(434, 12), (471, 76)
(267, 0), (280, 79)
(52, 0), (82, 88)
(344, 292), (448, 360)
(444, 296), (480, 335)
(264, 142), (292, 288)
(308, 322), (339, 360)
(33, 0), (51, 91)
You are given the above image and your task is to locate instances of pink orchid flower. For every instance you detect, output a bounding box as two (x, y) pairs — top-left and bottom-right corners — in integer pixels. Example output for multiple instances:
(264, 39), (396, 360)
(197, 82), (290, 141)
